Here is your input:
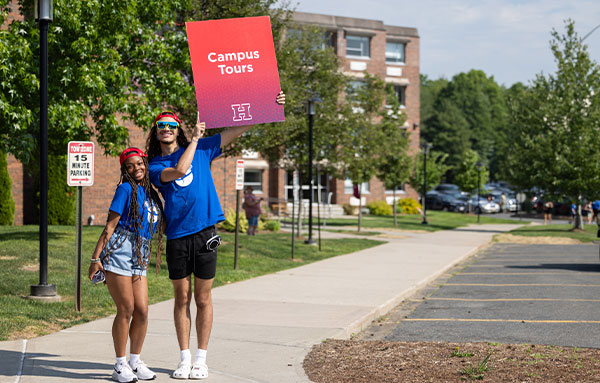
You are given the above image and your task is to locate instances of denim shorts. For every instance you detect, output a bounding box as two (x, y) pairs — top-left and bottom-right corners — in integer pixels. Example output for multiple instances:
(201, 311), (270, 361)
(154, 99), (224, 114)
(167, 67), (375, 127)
(247, 215), (259, 226)
(101, 227), (150, 277)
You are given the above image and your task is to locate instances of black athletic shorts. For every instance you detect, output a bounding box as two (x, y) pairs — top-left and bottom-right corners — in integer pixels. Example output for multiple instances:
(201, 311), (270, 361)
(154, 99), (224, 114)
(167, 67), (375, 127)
(166, 226), (218, 280)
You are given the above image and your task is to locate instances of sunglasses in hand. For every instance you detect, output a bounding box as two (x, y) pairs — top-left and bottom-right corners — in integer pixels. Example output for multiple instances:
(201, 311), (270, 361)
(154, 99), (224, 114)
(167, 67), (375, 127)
(91, 270), (106, 284)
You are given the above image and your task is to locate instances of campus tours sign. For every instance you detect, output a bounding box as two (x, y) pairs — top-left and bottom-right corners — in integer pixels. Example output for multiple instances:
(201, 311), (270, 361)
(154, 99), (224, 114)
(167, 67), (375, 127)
(186, 16), (285, 128)
(67, 141), (94, 187)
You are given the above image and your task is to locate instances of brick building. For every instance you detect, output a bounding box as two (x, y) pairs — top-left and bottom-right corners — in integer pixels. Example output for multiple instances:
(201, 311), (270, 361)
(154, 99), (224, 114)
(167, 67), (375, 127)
(6, 10), (420, 225)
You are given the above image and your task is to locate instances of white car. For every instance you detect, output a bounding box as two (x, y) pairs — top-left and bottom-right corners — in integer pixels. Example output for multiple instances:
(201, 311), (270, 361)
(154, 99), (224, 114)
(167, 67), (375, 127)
(471, 197), (501, 214)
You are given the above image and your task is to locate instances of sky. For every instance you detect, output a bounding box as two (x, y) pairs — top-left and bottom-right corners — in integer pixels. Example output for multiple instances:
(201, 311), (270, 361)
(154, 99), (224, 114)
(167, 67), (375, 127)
(291, 0), (600, 87)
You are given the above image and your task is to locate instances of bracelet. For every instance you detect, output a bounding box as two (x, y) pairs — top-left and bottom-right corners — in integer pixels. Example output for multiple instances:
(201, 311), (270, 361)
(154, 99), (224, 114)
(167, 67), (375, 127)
(90, 258), (101, 264)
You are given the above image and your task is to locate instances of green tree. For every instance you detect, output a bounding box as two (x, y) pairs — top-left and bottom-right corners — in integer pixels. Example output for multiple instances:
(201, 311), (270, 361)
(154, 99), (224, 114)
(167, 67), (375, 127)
(453, 149), (488, 193)
(0, 150), (15, 225)
(421, 70), (508, 181)
(376, 85), (411, 227)
(329, 73), (395, 231)
(409, 150), (450, 197)
(506, 20), (600, 229)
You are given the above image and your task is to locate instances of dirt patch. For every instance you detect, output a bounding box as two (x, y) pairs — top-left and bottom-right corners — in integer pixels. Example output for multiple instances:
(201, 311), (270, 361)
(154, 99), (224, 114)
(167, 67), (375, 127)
(377, 234), (410, 240)
(0, 256), (17, 260)
(9, 322), (63, 340)
(494, 234), (583, 245)
(303, 340), (600, 382)
(20, 263), (39, 272)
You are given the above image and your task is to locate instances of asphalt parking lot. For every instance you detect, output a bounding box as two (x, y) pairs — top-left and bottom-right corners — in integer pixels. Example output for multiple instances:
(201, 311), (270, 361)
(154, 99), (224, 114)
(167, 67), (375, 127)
(363, 243), (600, 348)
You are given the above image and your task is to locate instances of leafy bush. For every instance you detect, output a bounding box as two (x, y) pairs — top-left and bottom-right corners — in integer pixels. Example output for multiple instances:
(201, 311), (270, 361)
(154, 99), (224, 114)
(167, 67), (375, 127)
(0, 151), (15, 225)
(218, 208), (248, 233)
(263, 220), (281, 232)
(366, 200), (392, 216)
(397, 198), (422, 215)
(342, 203), (356, 215)
(48, 155), (76, 225)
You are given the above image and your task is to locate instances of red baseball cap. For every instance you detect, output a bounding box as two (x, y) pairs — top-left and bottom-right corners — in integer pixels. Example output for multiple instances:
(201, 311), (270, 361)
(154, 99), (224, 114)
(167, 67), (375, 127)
(153, 110), (182, 125)
(120, 147), (147, 165)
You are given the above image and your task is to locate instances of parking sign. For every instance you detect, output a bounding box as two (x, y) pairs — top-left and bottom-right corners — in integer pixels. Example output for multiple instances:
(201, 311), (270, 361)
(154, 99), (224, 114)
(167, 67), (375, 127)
(67, 141), (94, 187)
(235, 160), (245, 190)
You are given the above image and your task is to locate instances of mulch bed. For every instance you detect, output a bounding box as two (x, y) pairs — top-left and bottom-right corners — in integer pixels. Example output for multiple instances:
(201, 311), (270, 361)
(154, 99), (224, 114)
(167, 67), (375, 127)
(303, 340), (600, 382)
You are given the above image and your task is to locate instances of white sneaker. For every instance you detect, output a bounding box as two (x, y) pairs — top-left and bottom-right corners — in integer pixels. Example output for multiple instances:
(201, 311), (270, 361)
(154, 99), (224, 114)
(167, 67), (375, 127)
(172, 361), (192, 380)
(130, 359), (156, 380)
(190, 362), (208, 380)
(112, 361), (138, 383)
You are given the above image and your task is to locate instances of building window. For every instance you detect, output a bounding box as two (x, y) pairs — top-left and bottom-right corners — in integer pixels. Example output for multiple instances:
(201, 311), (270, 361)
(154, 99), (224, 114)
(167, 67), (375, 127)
(344, 178), (370, 194)
(386, 42), (405, 64)
(346, 35), (370, 58)
(385, 185), (406, 194)
(393, 85), (406, 107)
(244, 169), (263, 193)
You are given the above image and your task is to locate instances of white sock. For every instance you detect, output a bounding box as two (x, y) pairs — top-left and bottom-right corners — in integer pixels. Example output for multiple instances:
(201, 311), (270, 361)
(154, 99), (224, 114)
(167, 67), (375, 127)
(180, 349), (192, 363)
(129, 353), (140, 367)
(116, 356), (127, 365)
(195, 349), (207, 365)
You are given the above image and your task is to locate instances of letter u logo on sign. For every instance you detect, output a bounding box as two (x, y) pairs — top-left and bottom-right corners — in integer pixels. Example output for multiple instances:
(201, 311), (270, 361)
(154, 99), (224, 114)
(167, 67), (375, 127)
(231, 103), (253, 122)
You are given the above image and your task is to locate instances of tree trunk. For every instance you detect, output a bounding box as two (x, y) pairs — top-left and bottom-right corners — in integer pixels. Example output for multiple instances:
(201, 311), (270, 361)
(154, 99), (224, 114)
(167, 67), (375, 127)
(393, 189), (397, 227)
(358, 194), (362, 233)
(574, 203), (584, 230)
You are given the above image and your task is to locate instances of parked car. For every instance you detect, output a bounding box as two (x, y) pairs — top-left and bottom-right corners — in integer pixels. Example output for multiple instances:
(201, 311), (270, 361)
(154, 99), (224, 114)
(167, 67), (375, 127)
(434, 183), (467, 196)
(425, 191), (468, 213)
(488, 190), (519, 212)
(470, 196), (501, 214)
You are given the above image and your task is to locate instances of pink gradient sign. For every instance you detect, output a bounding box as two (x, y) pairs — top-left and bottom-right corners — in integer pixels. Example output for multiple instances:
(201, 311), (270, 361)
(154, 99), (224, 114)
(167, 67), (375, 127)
(186, 16), (285, 129)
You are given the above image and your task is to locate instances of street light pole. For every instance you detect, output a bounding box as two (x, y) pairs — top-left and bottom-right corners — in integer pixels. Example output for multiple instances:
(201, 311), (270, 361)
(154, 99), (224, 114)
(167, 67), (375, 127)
(30, 0), (57, 299)
(305, 96), (320, 244)
(421, 142), (432, 225)
(476, 161), (483, 224)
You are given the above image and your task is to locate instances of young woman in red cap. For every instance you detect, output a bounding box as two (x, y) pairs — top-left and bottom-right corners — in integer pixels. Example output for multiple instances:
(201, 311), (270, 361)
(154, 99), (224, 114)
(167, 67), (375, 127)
(88, 147), (164, 383)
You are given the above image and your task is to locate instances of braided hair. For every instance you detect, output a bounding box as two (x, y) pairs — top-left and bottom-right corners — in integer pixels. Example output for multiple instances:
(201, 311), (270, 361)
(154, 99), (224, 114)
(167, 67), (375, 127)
(146, 111), (189, 161)
(104, 154), (165, 275)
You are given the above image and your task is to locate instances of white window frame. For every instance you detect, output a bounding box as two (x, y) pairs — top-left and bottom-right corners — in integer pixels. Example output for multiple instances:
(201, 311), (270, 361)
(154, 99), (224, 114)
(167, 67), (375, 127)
(385, 41), (405, 65)
(344, 178), (370, 194)
(346, 35), (370, 58)
(244, 169), (264, 194)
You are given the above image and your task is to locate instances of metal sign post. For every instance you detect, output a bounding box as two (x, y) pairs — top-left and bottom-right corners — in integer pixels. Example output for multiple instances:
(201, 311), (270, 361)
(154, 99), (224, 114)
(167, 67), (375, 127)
(234, 160), (244, 270)
(67, 141), (94, 311)
(291, 171), (298, 259)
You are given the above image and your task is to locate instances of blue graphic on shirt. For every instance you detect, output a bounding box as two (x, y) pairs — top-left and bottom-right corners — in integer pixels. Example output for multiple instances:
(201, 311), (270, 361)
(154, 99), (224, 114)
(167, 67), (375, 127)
(109, 183), (159, 239)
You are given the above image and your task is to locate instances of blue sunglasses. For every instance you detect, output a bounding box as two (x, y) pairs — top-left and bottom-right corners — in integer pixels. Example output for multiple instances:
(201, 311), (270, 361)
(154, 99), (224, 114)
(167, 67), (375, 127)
(156, 121), (179, 130)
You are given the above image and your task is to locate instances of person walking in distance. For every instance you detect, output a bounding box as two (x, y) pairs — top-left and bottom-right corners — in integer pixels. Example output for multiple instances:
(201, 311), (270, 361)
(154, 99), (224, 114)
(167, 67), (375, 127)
(243, 186), (263, 235)
(89, 148), (164, 383)
(146, 92), (285, 380)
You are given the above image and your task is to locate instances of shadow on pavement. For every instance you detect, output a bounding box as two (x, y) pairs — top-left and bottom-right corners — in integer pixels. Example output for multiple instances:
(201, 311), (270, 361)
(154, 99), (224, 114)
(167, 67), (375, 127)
(0, 349), (173, 381)
(507, 263), (600, 272)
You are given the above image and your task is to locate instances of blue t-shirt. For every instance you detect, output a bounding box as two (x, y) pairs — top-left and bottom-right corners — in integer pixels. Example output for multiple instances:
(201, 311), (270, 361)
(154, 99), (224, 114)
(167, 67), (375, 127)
(148, 134), (225, 239)
(109, 183), (160, 240)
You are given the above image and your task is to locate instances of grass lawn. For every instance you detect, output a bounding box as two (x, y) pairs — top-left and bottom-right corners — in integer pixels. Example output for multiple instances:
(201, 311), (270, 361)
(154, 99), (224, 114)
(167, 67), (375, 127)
(0, 225), (383, 341)
(509, 223), (599, 242)
(311, 211), (521, 232)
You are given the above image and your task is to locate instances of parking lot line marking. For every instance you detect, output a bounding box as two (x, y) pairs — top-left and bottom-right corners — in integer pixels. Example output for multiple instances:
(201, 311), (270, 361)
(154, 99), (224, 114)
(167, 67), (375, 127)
(411, 298), (600, 302)
(446, 283), (600, 287)
(402, 318), (600, 324)
(459, 272), (563, 275)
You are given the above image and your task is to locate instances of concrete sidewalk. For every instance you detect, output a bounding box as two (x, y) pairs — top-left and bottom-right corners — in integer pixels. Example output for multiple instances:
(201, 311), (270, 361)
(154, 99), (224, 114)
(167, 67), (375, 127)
(0, 224), (521, 383)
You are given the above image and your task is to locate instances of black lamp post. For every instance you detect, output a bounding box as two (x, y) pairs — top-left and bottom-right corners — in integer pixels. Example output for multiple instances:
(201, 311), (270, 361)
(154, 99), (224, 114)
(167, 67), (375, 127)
(421, 142), (432, 225)
(476, 161), (483, 224)
(305, 95), (321, 245)
(30, 0), (57, 299)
